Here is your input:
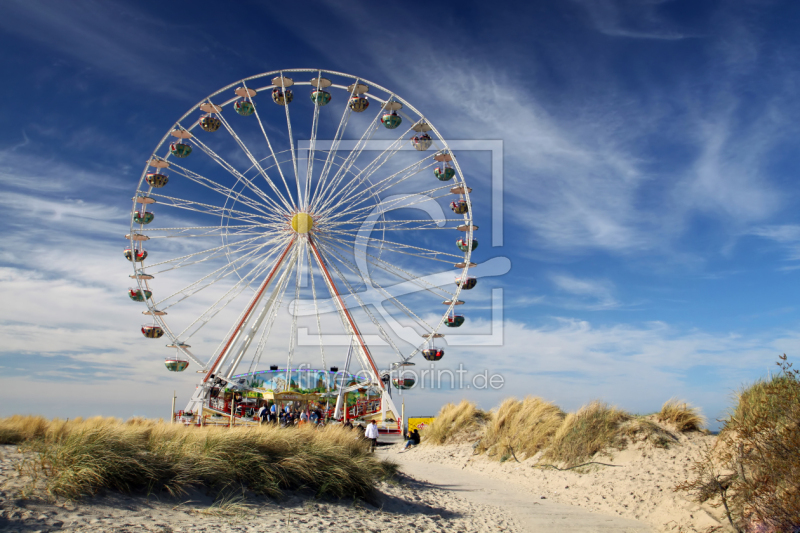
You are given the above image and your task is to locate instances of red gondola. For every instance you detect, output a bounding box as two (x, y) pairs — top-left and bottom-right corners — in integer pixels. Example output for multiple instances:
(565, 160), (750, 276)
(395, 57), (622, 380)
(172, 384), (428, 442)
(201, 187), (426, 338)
(451, 199), (468, 214)
(456, 238), (478, 252)
(446, 315), (465, 328)
(422, 348), (444, 361)
(124, 248), (148, 262)
(141, 325), (164, 338)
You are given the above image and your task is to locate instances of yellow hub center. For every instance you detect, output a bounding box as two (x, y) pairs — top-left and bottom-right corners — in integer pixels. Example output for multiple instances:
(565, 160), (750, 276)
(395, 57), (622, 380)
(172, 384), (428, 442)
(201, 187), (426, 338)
(291, 212), (314, 233)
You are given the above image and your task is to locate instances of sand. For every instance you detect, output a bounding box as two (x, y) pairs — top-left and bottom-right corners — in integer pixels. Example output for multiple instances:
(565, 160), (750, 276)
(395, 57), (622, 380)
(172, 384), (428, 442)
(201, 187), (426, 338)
(0, 428), (729, 533)
(0, 444), (516, 532)
(388, 429), (732, 533)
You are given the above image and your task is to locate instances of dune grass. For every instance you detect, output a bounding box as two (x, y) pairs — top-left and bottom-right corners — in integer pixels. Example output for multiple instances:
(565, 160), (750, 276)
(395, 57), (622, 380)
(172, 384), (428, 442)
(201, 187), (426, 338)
(0, 416), (396, 501)
(542, 401), (631, 467)
(0, 415), (50, 444)
(477, 397), (565, 460)
(657, 398), (706, 432)
(425, 394), (704, 467)
(677, 355), (800, 532)
(422, 400), (489, 445)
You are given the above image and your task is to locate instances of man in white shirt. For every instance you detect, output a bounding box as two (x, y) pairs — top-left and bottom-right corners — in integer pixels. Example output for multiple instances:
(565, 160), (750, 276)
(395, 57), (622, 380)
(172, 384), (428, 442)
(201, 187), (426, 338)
(257, 405), (266, 424)
(364, 420), (379, 452)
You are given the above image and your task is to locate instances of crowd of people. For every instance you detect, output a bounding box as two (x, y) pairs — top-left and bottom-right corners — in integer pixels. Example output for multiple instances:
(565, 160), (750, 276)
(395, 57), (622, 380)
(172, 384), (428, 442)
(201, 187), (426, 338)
(254, 402), (328, 427)
(229, 397), (423, 453)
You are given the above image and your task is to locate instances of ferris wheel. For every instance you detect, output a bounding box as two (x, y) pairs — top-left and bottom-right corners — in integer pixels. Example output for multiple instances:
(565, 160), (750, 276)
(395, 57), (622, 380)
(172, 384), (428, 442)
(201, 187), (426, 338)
(125, 69), (477, 422)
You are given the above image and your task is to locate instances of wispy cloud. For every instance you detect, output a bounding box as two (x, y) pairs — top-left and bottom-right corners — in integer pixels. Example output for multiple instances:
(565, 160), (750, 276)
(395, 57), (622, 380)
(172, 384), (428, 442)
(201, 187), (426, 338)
(570, 0), (694, 40)
(404, 316), (797, 428)
(272, 2), (797, 265)
(748, 224), (800, 264)
(549, 273), (620, 310)
(0, 0), (194, 96)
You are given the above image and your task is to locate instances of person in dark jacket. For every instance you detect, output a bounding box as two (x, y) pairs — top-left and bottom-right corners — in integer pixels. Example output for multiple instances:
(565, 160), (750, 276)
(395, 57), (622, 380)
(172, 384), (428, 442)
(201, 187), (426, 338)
(400, 429), (420, 452)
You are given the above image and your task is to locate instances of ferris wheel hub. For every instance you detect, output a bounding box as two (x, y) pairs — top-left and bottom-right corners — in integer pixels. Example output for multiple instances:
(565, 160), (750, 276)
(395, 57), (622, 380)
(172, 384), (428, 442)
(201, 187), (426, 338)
(291, 212), (314, 234)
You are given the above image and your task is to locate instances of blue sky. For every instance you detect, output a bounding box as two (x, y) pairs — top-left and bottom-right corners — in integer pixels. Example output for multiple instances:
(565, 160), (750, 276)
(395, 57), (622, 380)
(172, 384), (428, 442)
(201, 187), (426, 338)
(2, 0), (800, 429)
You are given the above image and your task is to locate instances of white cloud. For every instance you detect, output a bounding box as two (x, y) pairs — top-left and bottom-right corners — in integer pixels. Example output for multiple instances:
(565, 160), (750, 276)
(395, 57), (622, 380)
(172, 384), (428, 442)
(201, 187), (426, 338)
(549, 273), (620, 310)
(747, 224), (800, 264)
(401, 316), (798, 430)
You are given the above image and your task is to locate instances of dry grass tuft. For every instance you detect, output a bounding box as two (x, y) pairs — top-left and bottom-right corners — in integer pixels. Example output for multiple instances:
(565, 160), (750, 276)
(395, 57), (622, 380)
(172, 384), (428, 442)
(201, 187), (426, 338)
(478, 397), (565, 461)
(0, 416), (395, 502)
(423, 400), (489, 445)
(543, 401), (631, 467)
(657, 398), (706, 432)
(0, 415), (50, 444)
(677, 355), (800, 532)
(619, 417), (678, 449)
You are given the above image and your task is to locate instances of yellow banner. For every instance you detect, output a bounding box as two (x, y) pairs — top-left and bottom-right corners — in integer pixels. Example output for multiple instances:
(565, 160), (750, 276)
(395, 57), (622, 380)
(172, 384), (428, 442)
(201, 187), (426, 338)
(408, 417), (435, 432)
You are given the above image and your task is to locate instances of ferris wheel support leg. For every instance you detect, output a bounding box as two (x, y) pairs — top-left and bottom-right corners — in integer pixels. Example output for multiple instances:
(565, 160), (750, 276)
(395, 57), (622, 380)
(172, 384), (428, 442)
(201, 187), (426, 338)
(202, 238), (296, 384)
(185, 239), (295, 414)
(308, 237), (397, 423)
(382, 389), (399, 430)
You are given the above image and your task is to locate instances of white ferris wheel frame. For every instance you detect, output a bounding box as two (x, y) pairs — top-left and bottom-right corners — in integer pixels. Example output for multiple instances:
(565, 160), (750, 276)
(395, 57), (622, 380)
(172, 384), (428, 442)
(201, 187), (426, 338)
(128, 68), (475, 405)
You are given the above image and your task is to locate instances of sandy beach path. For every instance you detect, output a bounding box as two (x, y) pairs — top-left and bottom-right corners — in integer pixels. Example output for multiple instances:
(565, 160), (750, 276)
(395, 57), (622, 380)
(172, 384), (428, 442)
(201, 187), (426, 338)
(381, 447), (653, 533)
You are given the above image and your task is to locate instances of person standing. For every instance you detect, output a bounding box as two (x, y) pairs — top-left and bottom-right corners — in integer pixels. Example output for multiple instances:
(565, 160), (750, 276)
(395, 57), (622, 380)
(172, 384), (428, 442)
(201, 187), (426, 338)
(364, 420), (379, 452)
(257, 404), (266, 425)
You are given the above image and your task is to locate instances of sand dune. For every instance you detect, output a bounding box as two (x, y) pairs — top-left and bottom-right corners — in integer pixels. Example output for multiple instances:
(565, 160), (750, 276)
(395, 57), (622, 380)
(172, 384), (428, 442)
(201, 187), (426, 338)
(389, 430), (731, 533)
(0, 427), (730, 532)
(0, 444), (517, 532)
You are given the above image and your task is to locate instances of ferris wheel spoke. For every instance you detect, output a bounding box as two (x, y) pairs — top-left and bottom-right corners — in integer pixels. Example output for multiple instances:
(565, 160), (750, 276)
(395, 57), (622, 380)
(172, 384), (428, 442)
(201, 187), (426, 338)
(164, 254), (278, 341)
(143, 234), (268, 272)
(145, 192), (285, 226)
(244, 246), (297, 376)
(309, 80), (361, 212)
(166, 162), (282, 217)
(310, 238), (405, 375)
(239, 80), (297, 211)
(316, 237), (449, 362)
(142, 225), (284, 240)
(319, 218), (464, 233)
(326, 157), (437, 219)
(310, 99), (386, 213)
(320, 232), (463, 263)
(270, 75), (302, 209)
(304, 70), (325, 210)
(304, 243), (327, 370)
(222, 243), (301, 379)
(313, 239), (406, 361)
(316, 234), (455, 300)
(318, 121), (415, 218)
(323, 183), (458, 225)
(200, 239), (297, 374)
(285, 240), (305, 377)
(189, 132), (291, 214)
(154, 235), (287, 311)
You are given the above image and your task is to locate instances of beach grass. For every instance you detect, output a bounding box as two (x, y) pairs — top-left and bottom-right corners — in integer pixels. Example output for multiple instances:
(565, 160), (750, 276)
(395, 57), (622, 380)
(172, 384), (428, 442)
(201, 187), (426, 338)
(426, 395), (704, 467)
(677, 355), (800, 531)
(542, 401), (631, 467)
(0, 416), (396, 501)
(657, 398), (706, 432)
(478, 397), (564, 460)
(422, 400), (489, 445)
